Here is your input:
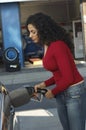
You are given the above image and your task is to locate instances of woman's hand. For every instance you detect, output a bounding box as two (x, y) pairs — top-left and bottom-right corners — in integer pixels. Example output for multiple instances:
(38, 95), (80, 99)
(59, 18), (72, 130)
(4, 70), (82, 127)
(45, 89), (54, 99)
(34, 82), (46, 92)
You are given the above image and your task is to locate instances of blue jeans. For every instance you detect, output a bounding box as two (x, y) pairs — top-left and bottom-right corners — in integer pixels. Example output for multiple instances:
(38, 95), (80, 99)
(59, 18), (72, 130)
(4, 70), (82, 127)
(55, 82), (85, 130)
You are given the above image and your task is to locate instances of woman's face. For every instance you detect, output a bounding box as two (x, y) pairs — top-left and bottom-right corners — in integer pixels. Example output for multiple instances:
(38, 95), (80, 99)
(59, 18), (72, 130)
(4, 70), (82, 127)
(27, 24), (39, 43)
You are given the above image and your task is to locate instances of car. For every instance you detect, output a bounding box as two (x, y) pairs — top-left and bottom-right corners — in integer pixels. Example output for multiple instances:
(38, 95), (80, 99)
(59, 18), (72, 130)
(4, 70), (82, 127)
(0, 90), (19, 130)
(0, 82), (47, 130)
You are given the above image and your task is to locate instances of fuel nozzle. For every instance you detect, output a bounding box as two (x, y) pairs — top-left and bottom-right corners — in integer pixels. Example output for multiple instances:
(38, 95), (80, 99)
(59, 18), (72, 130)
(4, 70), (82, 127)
(37, 88), (47, 96)
(31, 88), (47, 102)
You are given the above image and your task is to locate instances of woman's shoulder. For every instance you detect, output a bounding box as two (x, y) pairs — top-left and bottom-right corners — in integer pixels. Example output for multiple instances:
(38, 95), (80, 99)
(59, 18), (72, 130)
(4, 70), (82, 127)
(50, 40), (67, 49)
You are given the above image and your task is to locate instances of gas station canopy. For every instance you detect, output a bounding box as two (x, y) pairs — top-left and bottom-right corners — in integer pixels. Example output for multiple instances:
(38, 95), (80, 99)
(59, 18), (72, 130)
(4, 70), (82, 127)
(0, 0), (48, 3)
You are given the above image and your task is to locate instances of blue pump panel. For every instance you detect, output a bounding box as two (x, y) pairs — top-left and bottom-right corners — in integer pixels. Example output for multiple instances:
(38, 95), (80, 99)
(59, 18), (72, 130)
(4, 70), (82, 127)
(0, 3), (24, 67)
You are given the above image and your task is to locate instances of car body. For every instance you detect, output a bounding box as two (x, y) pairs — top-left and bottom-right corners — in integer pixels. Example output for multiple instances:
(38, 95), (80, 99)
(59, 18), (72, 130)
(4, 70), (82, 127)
(0, 83), (47, 130)
(0, 93), (19, 130)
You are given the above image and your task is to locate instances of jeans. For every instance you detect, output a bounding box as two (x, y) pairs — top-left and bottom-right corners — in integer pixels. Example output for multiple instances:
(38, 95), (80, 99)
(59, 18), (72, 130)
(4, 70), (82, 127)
(55, 82), (85, 130)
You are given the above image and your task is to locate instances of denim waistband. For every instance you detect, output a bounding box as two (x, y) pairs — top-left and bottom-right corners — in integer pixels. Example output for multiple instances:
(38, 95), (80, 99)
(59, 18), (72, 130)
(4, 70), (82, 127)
(64, 81), (85, 97)
(67, 81), (84, 90)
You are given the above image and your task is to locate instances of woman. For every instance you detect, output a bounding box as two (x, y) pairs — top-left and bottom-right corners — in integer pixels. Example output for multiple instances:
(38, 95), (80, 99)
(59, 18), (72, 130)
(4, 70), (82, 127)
(26, 12), (85, 130)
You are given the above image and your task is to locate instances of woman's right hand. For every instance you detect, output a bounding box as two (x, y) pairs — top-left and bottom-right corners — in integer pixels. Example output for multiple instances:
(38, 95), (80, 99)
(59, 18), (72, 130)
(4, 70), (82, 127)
(34, 82), (46, 92)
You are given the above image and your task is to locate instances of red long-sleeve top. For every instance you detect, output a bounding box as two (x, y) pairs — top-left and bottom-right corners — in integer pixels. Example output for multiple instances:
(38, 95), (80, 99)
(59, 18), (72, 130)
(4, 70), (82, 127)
(43, 41), (84, 96)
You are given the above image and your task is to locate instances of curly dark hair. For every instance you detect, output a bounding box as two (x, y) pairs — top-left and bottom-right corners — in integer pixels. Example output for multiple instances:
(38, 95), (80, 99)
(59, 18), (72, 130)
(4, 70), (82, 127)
(26, 12), (74, 54)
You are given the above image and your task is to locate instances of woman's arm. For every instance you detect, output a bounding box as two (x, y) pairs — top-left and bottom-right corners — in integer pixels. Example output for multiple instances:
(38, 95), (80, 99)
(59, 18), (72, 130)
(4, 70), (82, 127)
(34, 76), (55, 92)
(44, 76), (55, 86)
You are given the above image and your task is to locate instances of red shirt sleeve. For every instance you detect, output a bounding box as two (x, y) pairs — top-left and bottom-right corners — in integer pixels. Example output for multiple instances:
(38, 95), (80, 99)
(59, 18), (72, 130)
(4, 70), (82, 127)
(44, 76), (55, 86)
